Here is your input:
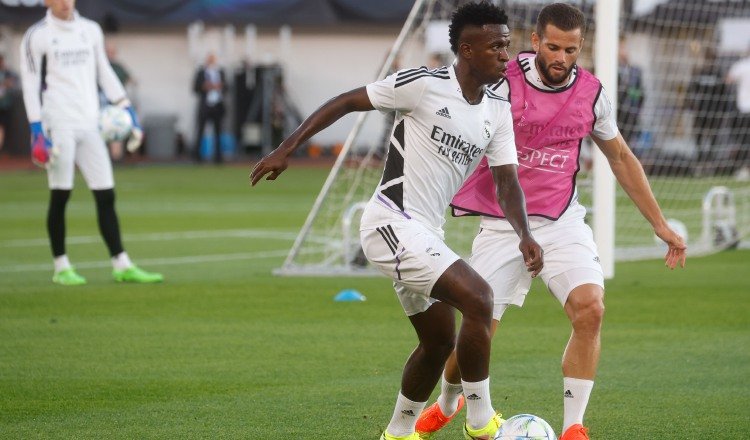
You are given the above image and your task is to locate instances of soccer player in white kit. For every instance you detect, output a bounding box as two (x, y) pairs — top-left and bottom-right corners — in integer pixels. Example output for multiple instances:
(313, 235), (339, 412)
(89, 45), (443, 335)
(251, 3), (543, 438)
(416, 4), (687, 440)
(19, 0), (162, 285)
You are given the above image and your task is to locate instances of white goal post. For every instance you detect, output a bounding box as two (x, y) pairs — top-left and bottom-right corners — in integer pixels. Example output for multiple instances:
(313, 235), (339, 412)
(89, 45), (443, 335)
(275, 0), (750, 277)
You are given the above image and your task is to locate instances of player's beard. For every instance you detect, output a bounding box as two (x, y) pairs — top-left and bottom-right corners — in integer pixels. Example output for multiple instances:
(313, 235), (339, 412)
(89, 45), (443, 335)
(536, 57), (575, 87)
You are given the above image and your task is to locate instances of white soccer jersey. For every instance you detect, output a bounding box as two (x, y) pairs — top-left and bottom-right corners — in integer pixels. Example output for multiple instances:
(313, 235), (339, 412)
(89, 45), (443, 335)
(20, 10), (127, 131)
(491, 54), (619, 140)
(362, 65), (518, 235)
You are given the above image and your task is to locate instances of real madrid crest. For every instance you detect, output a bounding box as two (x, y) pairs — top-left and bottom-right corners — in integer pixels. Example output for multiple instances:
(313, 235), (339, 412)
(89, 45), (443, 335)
(483, 120), (491, 140)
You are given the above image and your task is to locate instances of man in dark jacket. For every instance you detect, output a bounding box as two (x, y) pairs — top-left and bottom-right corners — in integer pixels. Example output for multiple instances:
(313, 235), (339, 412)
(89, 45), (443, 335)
(193, 52), (227, 163)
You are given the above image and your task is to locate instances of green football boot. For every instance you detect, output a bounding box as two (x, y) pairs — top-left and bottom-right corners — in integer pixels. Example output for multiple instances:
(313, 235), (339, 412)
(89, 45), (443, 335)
(113, 266), (163, 283)
(464, 413), (505, 440)
(52, 268), (87, 286)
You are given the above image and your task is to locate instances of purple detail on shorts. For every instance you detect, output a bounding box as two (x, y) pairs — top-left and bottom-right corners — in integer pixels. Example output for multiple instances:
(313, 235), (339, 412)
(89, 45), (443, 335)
(395, 248), (405, 280)
(377, 194), (411, 219)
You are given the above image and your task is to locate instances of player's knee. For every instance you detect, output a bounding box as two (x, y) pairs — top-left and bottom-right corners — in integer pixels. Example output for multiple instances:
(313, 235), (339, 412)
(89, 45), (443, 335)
(434, 338), (457, 361)
(49, 189), (71, 209)
(93, 188), (116, 206)
(477, 284), (494, 317)
(573, 296), (604, 332)
(463, 280), (494, 323)
(421, 336), (456, 363)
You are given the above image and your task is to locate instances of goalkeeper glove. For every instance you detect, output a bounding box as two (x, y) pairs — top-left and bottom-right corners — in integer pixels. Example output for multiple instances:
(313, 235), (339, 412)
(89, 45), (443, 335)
(29, 121), (56, 168)
(122, 104), (143, 153)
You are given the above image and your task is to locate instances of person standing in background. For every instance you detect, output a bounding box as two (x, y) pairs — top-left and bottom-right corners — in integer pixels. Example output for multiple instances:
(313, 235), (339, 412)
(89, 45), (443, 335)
(104, 41), (135, 161)
(726, 50), (750, 174)
(616, 37), (644, 147)
(687, 47), (731, 163)
(105, 41), (133, 89)
(0, 54), (18, 152)
(193, 52), (227, 164)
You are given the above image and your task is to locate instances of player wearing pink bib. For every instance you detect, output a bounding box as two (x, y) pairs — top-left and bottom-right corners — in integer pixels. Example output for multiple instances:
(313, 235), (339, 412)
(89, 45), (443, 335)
(416, 4), (687, 440)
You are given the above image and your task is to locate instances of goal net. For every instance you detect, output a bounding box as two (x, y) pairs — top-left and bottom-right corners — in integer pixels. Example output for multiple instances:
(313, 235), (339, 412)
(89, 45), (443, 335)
(276, 0), (750, 276)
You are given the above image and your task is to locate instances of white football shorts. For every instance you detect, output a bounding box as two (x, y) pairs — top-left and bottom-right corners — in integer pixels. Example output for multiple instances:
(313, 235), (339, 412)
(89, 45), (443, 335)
(471, 203), (604, 320)
(47, 128), (114, 190)
(360, 221), (461, 316)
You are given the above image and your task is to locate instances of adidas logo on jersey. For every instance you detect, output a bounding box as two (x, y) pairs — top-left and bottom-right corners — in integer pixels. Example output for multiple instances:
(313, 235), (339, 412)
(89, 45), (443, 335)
(436, 107), (451, 119)
(426, 247), (441, 257)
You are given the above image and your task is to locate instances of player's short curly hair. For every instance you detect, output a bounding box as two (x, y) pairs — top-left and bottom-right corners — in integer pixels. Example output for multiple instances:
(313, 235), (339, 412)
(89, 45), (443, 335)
(536, 3), (587, 38)
(448, 1), (509, 54)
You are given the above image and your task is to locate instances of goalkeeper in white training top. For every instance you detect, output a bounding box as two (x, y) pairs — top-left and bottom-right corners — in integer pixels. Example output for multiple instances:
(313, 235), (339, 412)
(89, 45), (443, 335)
(19, 0), (162, 285)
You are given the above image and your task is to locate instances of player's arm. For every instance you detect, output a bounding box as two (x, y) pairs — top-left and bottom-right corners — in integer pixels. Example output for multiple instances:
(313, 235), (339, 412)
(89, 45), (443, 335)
(591, 132), (687, 269)
(94, 26), (127, 105)
(491, 164), (543, 277)
(250, 87), (374, 186)
(19, 29), (43, 129)
(19, 27), (54, 167)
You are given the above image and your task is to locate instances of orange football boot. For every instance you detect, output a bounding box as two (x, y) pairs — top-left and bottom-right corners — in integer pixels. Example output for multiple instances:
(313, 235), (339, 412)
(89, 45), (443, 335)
(560, 424), (590, 440)
(415, 395), (465, 438)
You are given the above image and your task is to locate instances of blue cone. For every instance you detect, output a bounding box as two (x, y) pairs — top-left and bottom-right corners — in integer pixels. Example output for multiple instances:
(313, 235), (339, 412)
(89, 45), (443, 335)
(334, 289), (366, 302)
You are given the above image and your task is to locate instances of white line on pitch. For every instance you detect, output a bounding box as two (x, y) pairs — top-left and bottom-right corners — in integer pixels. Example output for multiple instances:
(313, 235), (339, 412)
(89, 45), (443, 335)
(0, 229), (300, 248)
(0, 249), (291, 273)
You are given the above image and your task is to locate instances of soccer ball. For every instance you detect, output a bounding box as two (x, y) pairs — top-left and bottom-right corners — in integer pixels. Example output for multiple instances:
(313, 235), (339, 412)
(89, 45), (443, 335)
(495, 414), (557, 440)
(99, 105), (133, 142)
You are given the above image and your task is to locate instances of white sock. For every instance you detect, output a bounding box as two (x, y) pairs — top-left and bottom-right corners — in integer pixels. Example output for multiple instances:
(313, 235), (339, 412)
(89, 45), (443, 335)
(563, 377), (594, 432)
(437, 374), (464, 416)
(385, 391), (426, 437)
(462, 378), (495, 430)
(53, 255), (71, 273)
(111, 252), (133, 271)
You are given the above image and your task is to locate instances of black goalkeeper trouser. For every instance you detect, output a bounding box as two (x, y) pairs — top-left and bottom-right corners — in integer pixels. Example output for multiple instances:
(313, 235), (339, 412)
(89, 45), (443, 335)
(47, 188), (124, 258)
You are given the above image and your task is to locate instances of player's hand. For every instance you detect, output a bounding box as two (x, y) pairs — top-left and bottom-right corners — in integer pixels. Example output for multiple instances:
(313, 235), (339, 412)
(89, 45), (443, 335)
(126, 126), (143, 152)
(123, 105), (143, 152)
(29, 121), (56, 168)
(250, 145), (291, 186)
(654, 223), (687, 269)
(519, 235), (544, 278)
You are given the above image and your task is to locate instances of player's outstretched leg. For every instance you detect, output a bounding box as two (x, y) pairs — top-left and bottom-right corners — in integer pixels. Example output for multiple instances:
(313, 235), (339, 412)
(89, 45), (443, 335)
(47, 190), (85, 285)
(559, 283), (603, 440)
(381, 301), (456, 439)
(91, 189), (164, 283)
(430, 260), (502, 439)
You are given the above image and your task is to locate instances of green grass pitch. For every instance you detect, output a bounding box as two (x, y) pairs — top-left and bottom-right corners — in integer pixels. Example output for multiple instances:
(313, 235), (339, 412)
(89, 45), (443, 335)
(0, 164), (748, 439)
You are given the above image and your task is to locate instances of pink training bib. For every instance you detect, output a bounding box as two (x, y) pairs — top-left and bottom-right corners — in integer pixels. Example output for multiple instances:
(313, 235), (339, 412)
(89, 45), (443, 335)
(452, 52), (602, 220)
